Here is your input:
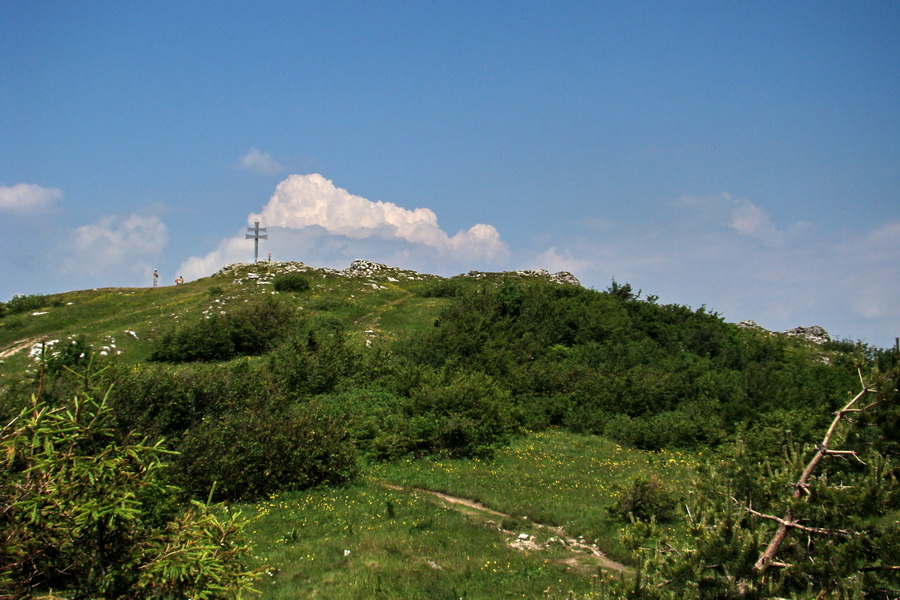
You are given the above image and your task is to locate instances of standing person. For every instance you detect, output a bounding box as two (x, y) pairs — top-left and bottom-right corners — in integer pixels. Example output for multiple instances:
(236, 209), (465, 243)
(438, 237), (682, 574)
(153, 269), (158, 288)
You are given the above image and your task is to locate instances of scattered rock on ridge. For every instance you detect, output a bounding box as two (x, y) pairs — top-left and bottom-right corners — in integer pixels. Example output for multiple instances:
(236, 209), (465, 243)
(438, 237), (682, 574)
(736, 321), (831, 345)
(344, 259), (389, 276)
(216, 260), (580, 286)
(550, 271), (581, 286)
(783, 325), (830, 345)
(463, 268), (581, 287)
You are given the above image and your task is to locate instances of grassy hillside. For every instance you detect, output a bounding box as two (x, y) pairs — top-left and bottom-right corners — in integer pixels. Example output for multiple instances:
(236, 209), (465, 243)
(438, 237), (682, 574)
(0, 260), (441, 375)
(1, 259), (896, 599)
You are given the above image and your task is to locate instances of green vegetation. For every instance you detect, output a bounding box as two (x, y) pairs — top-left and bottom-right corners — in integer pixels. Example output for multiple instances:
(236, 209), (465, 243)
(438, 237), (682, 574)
(0, 261), (896, 599)
(371, 430), (701, 562)
(0, 388), (257, 599)
(149, 295), (299, 362)
(272, 272), (310, 292)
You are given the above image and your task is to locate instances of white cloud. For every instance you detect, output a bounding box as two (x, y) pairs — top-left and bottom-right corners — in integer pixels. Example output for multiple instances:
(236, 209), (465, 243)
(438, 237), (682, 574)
(179, 174), (508, 280)
(536, 198), (900, 347)
(238, 147), (286, 175)
(250, 174), (506, 257)
(0, 183), (62, 214)
(60, 214), (168, 281)
(676, 193), (777, 240)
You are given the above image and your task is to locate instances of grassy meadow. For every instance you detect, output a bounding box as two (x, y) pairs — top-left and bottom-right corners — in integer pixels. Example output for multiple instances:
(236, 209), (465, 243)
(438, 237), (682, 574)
(243, 429), (698, 599)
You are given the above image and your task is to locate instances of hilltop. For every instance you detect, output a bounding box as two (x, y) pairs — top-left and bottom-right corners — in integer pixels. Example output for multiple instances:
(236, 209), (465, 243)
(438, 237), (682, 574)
(1, 256), (879, 467)
(0, 259), (578, 378)
(0, 257), (848, 381)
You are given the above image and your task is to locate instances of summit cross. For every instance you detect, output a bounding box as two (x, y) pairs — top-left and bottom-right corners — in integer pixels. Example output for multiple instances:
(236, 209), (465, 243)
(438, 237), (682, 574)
(245, 221), (268, 262)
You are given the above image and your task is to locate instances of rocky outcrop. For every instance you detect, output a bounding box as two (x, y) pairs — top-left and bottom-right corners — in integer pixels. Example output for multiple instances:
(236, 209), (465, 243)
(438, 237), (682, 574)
(344, 259), (390, 276)
(735, 320), (831, 345)
(783, 325), (830, 345)
(549, 271), (581, 286)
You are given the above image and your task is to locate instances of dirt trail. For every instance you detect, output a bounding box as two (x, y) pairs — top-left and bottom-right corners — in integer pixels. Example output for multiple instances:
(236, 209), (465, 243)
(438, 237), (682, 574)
(354, 294), (410, 327)
(380, 482), (632, 575)
(0, 338), (41, 360)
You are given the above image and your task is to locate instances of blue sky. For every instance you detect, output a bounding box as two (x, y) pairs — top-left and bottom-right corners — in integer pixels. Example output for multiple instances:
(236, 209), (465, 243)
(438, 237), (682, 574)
(2, 1), (898, 346)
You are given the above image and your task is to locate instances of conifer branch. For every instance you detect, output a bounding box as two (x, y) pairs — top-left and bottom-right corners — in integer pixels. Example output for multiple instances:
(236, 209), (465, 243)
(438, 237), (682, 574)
(753, 373), (877, 572)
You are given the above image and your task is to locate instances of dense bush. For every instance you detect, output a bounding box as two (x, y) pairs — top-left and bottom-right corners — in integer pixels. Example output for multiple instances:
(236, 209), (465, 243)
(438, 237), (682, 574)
(42, 335), (94, 377)
(173, 402), (358, 501)
(0, 293), (49, 317)
(99, 355), (360, 502)
(273, 272), (310, 292)
(396, 279), (861, 450)
(105, 361), (272, 440)
(149, 295), (299, 362)
(610, 474), (678, 522)
(0, 392), (257, 598)
(315, 387), (409, 459)
(268, 315), (359, 396)
(414, 278), (465, 298)
(315, 367), (519, 460)
(403, 369), (519, 458)
(621, 363), (900, 599)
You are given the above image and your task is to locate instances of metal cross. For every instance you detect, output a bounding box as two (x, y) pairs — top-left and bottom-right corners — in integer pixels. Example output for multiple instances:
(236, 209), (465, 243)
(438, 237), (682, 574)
(245, 221), (268, 262)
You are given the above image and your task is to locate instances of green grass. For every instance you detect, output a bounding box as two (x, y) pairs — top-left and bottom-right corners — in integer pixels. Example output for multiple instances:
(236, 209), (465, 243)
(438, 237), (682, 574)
(238, 430), (702, 599)
(369, 430), (702, 563)
(241, 479), (614, 600)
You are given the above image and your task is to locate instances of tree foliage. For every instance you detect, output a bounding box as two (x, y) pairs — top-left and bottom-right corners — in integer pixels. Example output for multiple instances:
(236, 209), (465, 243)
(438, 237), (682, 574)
(0, 390), (258, 599)
(620, 360), (900, 600)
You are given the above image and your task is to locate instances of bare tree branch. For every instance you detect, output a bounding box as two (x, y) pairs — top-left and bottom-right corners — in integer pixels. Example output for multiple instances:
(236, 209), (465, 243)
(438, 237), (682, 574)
(734, 499), (855, 537)
(754, 372), (877, 572)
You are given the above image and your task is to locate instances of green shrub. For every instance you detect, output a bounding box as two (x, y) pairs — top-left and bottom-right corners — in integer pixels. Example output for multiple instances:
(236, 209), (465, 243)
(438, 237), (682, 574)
(315, 387), (408, 459)
(414, 278), (464, 298)
(1, 293), (49, 317)
(610, 474), (677, 522)
(403, 369), (519, 458)
(172, 402), (358, 501)
(268, 315), (358, 395)
(149, 295), (299, 362)
(306, 296), (351, 311)
(149, 314), (235, 362)
(105, 361), (272, 439)
(42, 335), (93, 377)
(273, 271), (311, 292)
(0, 392), (258, 598)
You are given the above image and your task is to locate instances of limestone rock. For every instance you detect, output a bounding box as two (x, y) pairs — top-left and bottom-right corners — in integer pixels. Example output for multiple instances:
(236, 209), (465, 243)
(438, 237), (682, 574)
(783, 325), (831, 345)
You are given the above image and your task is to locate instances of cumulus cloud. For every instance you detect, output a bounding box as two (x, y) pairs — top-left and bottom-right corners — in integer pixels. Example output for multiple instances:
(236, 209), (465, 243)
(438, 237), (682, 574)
(179, 174), (508, 280)
(238, 147), (286, 175)
(250, 174), (506, 256)
(60, 214), (168, 281)
(0, 183), (62, 214)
